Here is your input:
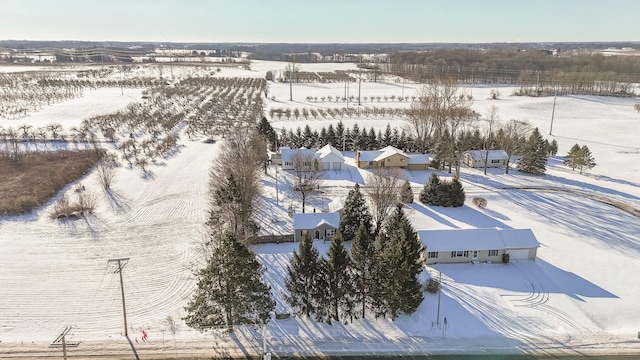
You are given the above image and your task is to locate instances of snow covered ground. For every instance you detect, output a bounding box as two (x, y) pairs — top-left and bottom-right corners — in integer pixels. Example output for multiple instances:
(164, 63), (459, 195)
(0, 62), (639, 358)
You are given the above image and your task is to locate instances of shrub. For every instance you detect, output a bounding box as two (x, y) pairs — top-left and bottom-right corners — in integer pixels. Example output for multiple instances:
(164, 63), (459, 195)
(502, 253), (510, 264)
(425, 278), (441, 294)
(472, 197), (487, 208)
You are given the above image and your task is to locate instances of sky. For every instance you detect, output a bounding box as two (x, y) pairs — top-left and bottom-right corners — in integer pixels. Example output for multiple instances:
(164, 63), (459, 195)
(1, 0), (639, 44)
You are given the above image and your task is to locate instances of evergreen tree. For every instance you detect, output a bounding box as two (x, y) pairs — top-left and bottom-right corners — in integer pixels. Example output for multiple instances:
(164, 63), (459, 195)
(303, 124), (314, 148)
(184, 231), (275, 331)
(319, 127), (328, 146)
(325, 230), (355, 323)
(447, 178), (466, 207)
(383, 124), (393, 147)
(338, 183), (373, 242)
(548, 139), (559, 156)
(326, 124), (336, 147)
(374, 205), (424, 320)
(575, 145), (596, 174)
(419, 173), (441, 205)
(351, 223), (374, 319)
(563, 143), (582, 170)
(367, 127), (378, 150)
(336, 121), (345, 150)
(400, 180), (414, 204)
(517, 127), (547, 175)
(285, 233), (322, 317)
(257, 117), (277, 151)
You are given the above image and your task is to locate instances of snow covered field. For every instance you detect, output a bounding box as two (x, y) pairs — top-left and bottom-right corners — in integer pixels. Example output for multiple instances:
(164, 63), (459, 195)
(1, 62), (639, 358)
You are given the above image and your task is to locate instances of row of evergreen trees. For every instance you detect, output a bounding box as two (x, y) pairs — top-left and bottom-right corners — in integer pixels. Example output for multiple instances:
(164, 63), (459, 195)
(419, 174), (466, 207)
(286, 185), (424, 322)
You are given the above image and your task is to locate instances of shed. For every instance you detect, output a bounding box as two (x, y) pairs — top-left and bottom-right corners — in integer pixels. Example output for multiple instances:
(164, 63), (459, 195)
(418, 228), (540, 265)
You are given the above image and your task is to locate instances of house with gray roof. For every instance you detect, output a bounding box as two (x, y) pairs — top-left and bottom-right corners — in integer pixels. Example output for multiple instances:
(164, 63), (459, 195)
(418, 228), (540, 265)
(293, 212), (341, 242)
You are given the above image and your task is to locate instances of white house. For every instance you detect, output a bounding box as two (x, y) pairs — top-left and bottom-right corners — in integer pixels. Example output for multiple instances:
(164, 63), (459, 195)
(281, 148), (318, 170)
(293, 212), (341, 242)
(316, 144), (345, 171)
(418, 228), (540, 265)
(462, 150), (509, 168)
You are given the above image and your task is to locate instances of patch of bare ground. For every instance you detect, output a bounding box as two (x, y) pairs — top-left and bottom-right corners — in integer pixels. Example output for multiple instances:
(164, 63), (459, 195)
(0, 150), (103, 216)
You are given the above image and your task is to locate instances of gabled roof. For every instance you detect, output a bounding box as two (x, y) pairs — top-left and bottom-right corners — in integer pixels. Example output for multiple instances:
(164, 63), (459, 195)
(408, 153), (433, 165)
(418, 228), (540, 252)
(358, 146), (408, 162)
(281, 148), (317, 163)
(464, 150), (508, 161)
(294, 212), (341, 230)
(316, 144), (344, 161)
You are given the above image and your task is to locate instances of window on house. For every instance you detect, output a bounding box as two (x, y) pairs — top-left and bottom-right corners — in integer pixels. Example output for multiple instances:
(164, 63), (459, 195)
(326, 229), (335, 237)
(488, 249), (499, 256)
(369, 161), (373, 165)
(428, 252), (438, 259)
(388, 158), (392, 162)
(491, 159), (500, 164)
(451, 251), (468, 258)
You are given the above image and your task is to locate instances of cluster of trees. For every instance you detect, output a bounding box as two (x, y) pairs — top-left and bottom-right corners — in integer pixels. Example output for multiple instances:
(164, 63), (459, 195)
(388, 49), (640, 97)
(305, 95), (412, 103)
(287, 186), (423, 323)
(419, 174), (465, 207)
(564, 144), (596, 174)
(269, 106), (407, 123)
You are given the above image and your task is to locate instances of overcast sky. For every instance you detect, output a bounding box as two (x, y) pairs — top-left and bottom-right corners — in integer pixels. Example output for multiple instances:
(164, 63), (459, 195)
(1, 0), (638, 43)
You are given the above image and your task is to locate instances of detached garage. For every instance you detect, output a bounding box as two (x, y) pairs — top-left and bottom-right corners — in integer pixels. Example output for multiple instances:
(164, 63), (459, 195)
(418, 228), (540, 265)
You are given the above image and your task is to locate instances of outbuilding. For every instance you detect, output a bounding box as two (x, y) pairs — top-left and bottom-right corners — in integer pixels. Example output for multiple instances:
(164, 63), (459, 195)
(316, 144), (345, 171)
(462, 150), (509, 168)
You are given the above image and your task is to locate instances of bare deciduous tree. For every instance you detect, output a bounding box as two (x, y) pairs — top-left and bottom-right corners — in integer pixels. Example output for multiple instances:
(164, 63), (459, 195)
(290, 151), (324, 214)
(209, 128), (267, 239)
(364, 167), (405, 235)
(497, 119), (532, 174)
(407, 80), (477, 178)
(95, 153), (118, 190)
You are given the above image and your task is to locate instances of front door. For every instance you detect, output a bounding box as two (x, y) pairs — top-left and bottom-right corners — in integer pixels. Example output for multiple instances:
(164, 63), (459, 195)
(473, 250), (478, 260)
(315, 230), (320, 239)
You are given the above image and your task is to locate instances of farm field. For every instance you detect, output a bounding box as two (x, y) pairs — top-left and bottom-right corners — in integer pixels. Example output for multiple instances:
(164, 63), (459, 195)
(0, 61), (639, 359)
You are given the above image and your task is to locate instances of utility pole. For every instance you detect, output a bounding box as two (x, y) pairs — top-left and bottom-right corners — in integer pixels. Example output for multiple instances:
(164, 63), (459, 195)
(550, 86), (558, 135)
(436, 271), (442, 325)
(358, 67), (362, 105)
(51, 326), (79, 360)
(108, 257), (140, 360)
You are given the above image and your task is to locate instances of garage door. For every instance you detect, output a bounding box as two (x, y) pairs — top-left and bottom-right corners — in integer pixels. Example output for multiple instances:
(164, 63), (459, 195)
(507, 249), (530, 260)
(332, 162), (342, 170)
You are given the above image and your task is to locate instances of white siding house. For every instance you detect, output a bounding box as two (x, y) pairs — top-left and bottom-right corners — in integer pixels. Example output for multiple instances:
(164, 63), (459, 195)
(418, 228), (540, 265)
(316, 144), (345, 171)
(462, 150), (509, 168)
(293, 212), (341, 242)
(281, 148), (318, 170)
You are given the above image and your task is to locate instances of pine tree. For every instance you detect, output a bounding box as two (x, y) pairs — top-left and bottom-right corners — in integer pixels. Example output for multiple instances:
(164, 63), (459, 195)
(325, 230), (355, 323)
(326, 124), (336, 147)
(383, 124), (393, 147)
(563, 143), (582, 171)
(400, 180), (414, 204)
(351, 223), (374, 319)
(448, 178), (466, 207)
(419, 173), (441, 205)
(257, 117), (277, 150)
(184, 231), (275, 331)
(375, 205), (424, 320)
(548, 139), (559, 156)
(285, 232), (322, 317)
(338, 183), (373, 242)
(517, 127), (547, 175)
(575, 145), (596, 174)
